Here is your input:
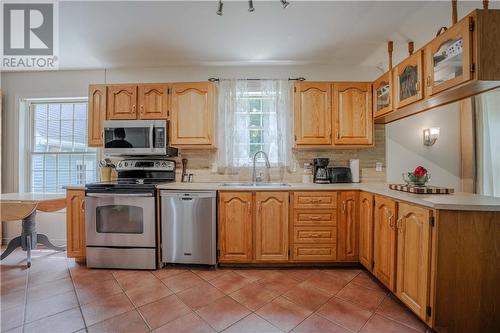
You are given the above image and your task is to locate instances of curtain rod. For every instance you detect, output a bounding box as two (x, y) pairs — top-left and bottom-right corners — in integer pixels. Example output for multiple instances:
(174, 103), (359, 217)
(208, 77), (306, 82)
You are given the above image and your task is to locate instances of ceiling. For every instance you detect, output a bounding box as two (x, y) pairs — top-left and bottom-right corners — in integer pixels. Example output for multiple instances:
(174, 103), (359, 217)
(58, 0), (498, 70)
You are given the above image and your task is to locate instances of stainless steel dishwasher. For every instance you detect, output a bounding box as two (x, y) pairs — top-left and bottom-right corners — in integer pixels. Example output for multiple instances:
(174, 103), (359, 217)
(160, 191), (216, 265)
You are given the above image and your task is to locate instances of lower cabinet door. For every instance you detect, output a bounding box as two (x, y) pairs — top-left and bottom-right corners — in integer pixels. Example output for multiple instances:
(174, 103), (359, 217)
(337, 191), (359, 261)
(218, 192), (253, 262)
(255, 192), (289, 261)
(397, 203), (432, 320)
(373, 196), (397, 291)
(66, 189), (86, 259)
(359, 192), (374, 271)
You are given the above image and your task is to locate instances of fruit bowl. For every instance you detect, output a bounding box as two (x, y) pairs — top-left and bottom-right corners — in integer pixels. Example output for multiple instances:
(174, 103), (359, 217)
(402, 166), (430, 186)
(403, 172), (431, 186)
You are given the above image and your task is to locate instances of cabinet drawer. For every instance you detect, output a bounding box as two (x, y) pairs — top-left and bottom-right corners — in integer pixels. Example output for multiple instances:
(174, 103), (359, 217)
(294, 192), (337, 209)
(293, 210), (337, 226)
(294, 227), (336, 243)
(293, 244), (337, 261)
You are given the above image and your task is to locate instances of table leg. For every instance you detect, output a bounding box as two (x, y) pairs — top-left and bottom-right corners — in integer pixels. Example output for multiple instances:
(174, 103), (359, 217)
(26, 234), (32, 268)
(0, 236), (22, 260)
(37, 234), (66, 251)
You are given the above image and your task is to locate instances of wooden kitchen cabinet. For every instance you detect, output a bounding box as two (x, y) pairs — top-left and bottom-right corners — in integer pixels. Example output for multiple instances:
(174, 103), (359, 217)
(373, 195), (397, 291)
(373, 72), (393, 118)
(107, 85), (138, 120)
(337, 191), (359, 261)
(425, 17), (473, 96)
(396, 203), (432, 321)
(255, 192), (289, 262)
(333, 82), (373, 145)
(138, 84), (170, 119)
(88, 85), (107, 147)
(66, 189), (86, 261)
(218, 192), (253, 262)
(359, 191), (374, 271)
(170, 82), (214, 146)
(394, 50), (424, 109)
(293, 82), (332, 146)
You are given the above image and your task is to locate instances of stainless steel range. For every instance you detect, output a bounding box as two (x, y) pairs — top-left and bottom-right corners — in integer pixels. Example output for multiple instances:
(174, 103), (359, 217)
(85, 158), (175, 270)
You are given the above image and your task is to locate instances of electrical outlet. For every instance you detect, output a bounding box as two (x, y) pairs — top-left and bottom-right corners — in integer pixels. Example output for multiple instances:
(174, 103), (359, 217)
(376, 162), (383, 172)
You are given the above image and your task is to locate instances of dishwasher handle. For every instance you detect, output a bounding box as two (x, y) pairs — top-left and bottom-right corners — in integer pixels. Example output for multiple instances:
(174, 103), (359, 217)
(160, 191), (216, 199)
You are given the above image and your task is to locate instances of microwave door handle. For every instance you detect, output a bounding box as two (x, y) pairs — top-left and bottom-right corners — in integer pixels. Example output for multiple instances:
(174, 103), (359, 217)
(149, 124), (154, 152)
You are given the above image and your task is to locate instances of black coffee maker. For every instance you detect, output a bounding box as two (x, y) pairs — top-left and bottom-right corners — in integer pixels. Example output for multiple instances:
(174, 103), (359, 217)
(313, 158), (330, 184)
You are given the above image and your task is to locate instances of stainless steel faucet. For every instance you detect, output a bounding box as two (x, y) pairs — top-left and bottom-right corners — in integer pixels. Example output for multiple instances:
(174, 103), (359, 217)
(252, 150), (271, 184)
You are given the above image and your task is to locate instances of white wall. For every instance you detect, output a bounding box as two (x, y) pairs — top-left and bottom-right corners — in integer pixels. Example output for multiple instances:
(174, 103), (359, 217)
(1, 64), (379, 243)
(385, 103), (462, 190)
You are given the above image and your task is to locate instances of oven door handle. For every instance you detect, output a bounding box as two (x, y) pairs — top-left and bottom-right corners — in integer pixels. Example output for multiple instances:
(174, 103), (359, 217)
(86, 193), (153, 198)
(149, 124), (154, 152)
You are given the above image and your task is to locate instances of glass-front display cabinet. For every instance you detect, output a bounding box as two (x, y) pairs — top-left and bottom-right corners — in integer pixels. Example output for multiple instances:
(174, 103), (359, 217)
(394, 49), (423, 109)
(373, 71), (393, 118)
(425, 17), (472, 96)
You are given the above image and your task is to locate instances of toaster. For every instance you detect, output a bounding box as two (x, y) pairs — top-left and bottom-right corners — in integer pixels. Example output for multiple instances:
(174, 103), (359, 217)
(328, 167), (353, 183)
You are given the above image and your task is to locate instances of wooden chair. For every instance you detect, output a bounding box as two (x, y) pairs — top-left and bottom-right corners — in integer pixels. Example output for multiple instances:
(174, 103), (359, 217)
(1, 199), (66, 267)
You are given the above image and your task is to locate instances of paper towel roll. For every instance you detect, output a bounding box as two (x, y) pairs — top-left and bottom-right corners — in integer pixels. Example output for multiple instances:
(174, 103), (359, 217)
(350, 159), (360, 183)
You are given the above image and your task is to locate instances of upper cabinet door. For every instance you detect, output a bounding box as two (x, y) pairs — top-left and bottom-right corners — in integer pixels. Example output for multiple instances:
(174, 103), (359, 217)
(107, 85), (138, 120)
(138, 84), (170, 119)
(337, 191), (359, 261)
(396, 203), (432, 321)
(170, 82), (214, 145)
(373, 196), (397, 292)
(218, 192), (253, 263)
(359, 191), (374, 271)
(394, 50), (424, 109)
(255, 192), (289, 262)
(333, 82), (373, 145)
(88, 85), (107, 147)
(426, 17), (473, 96)
(373, 72), (393, 118)
(294, 82), (332, 145)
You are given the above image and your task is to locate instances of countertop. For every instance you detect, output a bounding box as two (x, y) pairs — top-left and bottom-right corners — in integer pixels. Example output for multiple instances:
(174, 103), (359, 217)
(156, 182), (500, 211)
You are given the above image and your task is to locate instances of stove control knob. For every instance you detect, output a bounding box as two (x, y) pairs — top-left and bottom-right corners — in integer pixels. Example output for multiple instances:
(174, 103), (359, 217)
(124, 162), (128, 167)
(118, 162), (122, 168)
(161, 162), (167, 167)
(155, 162), (160, 167)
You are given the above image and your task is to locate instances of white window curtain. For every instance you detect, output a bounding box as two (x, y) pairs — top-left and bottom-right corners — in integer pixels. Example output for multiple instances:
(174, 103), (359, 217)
(217, 79), (294, 173)
(475, 89), (500, 197)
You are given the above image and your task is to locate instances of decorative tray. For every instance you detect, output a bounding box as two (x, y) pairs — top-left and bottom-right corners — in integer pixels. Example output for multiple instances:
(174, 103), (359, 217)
(389, 184), (454, 194)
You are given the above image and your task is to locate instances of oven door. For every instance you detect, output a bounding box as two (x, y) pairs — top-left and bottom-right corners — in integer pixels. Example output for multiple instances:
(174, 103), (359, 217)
(103, 120), (167, 156)
(85, 192), (156, 248)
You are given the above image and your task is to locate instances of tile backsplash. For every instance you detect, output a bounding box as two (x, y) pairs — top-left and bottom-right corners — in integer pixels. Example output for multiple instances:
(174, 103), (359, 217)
(170, 124), (385, 183)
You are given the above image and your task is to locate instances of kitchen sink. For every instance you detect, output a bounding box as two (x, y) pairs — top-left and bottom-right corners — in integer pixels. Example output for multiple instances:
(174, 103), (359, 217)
(221, 182), (291, 187)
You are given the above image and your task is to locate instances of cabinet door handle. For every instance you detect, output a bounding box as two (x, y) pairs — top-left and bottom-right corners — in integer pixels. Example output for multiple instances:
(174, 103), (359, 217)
(397, 218), (403, 232)
(342, 201), (346, 213)
(309, 233), (319, 237)
(389, 215), (395, 229)
(415, 81), (421, 91)
(80, 200), (85, 211)
(426, 76), (431, 87)
(310, 216), (321, 221)
(247, 202), (251, 215)
(132, 105), (136, 113)
(140, 105), (144, 114)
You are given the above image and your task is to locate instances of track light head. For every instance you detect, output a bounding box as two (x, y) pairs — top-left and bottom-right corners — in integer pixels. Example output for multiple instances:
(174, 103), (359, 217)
(281, 0), (290, 8)
(248, 0), (255, 12)
(216, 0), (223, 16)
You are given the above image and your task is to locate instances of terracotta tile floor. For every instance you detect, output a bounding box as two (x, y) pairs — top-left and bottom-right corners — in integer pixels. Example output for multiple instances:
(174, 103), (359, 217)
(0, 248), (433, 333)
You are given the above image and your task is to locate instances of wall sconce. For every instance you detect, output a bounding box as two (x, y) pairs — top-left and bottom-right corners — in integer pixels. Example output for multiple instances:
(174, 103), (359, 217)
(423, 127), (440, 146)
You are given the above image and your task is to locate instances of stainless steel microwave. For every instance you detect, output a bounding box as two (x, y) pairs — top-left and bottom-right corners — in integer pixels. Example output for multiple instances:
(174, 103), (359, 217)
(103, 120), (168, 156)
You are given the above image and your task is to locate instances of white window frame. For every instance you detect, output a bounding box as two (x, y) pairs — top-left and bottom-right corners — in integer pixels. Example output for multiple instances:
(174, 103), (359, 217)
(26, 97), (97, 193)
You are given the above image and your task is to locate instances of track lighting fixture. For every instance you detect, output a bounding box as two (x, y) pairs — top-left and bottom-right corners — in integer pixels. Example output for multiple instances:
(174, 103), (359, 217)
(216, 0), (290, 16)
(248, 0), (255, 12)
(216, 0), (223, 16)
